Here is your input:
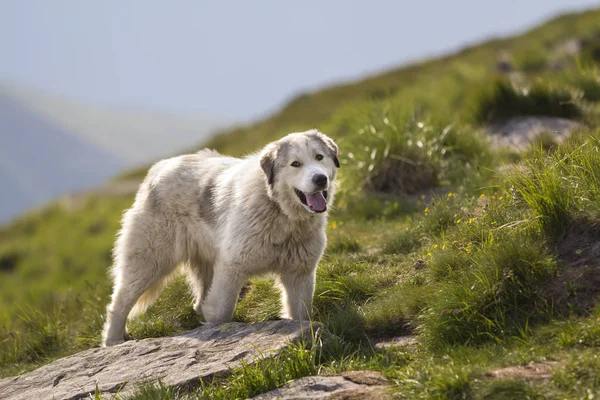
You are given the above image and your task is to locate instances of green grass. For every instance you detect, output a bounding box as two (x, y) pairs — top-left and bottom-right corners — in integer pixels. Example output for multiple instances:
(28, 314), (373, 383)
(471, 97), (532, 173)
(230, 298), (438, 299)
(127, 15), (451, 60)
(472, 78), (583, 123)
(2, 8), (600, 400)
(333, 103), (493, 197)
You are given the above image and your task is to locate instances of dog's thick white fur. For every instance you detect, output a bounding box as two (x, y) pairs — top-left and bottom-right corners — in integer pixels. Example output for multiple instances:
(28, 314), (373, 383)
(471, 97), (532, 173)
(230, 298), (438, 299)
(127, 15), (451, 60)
(102, 130), (339, 346)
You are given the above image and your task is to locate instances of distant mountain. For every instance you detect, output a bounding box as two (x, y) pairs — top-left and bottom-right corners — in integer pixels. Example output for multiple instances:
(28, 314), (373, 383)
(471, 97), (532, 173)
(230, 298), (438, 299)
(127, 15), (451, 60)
(0, 86), (226, 223)
(0, 92), (122, 222)
(2, 84), (226, 165)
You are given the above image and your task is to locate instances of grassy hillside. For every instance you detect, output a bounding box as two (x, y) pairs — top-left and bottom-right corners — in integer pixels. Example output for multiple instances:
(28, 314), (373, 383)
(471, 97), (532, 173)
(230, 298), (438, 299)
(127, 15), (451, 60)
(2, 8), (600, 399)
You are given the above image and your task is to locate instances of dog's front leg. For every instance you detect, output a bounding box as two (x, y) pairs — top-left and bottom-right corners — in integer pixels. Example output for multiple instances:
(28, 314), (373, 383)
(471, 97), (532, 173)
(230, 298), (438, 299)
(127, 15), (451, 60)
(280, 268), (316, 321)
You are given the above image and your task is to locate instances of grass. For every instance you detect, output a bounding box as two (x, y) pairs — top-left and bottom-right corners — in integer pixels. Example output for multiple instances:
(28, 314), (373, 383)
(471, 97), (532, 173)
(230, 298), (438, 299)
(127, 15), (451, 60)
(472, 78), (583, 124)
(2, 8), (600, 400)
(334, 103), (493, 197)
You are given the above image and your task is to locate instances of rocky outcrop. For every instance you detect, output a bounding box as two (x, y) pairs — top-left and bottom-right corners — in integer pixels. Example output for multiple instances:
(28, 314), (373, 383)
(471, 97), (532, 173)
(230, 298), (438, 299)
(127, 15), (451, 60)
(0, 320), (316, 400)
(252, 370), (391, 400)
(487, 116), (581, 151)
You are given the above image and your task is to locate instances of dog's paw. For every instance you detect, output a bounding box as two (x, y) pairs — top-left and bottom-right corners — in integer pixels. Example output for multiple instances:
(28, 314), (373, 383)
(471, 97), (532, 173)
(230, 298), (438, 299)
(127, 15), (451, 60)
(102, 337), (126, 347)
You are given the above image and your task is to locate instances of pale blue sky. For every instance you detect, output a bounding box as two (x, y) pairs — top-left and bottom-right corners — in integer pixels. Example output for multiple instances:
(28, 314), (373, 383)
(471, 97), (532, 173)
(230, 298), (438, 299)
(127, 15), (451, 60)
(0, 1), (598, 121)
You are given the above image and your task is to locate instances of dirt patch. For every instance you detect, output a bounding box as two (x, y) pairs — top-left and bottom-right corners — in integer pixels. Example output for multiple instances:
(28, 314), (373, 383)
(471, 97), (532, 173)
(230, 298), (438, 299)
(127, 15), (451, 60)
(543, 220), (600, 314)
(365, 159), (437, 195)
(487, 361), (559, 381)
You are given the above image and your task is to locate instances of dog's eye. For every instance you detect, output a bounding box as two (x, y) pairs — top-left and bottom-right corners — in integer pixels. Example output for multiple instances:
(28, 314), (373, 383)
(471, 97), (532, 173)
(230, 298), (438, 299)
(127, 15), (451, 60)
(291, 161), (302, 168)
(315, 154), (324, 161)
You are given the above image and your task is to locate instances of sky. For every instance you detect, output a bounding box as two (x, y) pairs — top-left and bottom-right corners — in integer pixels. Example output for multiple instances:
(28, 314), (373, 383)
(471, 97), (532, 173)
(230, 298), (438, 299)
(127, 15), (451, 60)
(0, 1), (598, 122)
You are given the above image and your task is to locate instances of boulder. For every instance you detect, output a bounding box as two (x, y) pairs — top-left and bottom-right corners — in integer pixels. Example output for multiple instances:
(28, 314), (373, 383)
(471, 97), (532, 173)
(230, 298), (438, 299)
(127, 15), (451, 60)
(0, 320), (316, 400)
(487, 116), (581, 151)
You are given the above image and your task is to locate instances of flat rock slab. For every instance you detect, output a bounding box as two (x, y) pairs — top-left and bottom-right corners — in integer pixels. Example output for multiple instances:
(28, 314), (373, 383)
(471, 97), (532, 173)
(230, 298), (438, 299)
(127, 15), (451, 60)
(0, 320), (315, 400)
(252, 370), (391, 400)
(486, 361), (560, 381)
(374, 335), (418, 350)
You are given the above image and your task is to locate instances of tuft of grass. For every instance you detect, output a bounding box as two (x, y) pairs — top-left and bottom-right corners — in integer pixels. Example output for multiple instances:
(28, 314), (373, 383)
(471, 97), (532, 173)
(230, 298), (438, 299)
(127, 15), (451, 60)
(508, 155), (574, 238)
(565, 66), (600, 102)
(423, 232), (557, 347)
(508, 134), (600, 238)
(472, 78), (582, 123)
(362, 282), (432, 337)
(336, 103), (492, 197)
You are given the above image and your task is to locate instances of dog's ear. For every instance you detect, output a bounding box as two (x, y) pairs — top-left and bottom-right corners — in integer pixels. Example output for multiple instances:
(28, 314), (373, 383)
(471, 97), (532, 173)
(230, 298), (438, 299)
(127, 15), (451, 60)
(260, 145), (277, 186)
(324, 137), (340, 168)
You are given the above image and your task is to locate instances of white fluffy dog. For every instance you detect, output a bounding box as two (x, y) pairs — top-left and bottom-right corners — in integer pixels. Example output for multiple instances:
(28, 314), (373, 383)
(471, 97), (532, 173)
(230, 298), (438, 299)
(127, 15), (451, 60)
(102, 130), (339, 346)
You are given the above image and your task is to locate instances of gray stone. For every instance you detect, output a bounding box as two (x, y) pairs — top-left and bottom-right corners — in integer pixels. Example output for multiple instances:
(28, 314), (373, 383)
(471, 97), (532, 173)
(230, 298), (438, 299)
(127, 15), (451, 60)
(487, 116), (581, 151)
(252, 370), (391, 400)
(0, 320), (317, 400)
(374, 335), (418, 349)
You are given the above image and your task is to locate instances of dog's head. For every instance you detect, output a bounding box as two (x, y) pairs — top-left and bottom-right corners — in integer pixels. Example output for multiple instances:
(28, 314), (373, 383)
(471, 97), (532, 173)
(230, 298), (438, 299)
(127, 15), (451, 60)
(260, 129), (339, 217)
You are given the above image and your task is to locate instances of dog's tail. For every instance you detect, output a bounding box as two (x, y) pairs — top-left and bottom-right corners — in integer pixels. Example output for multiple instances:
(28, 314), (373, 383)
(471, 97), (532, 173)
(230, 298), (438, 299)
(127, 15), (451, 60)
(128, 276), (171, 319)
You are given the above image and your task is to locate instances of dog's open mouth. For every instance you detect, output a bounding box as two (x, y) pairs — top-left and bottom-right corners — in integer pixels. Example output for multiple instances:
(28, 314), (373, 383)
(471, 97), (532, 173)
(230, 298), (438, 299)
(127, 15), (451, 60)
(295, 189), (328, 213)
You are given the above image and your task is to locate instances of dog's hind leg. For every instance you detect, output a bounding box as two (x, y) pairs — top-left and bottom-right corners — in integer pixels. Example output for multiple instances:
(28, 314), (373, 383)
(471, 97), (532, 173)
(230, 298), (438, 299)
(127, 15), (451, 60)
(102, 215), (178, 346)
(102, 259), (177, 347)
(185, 262), (214, 314)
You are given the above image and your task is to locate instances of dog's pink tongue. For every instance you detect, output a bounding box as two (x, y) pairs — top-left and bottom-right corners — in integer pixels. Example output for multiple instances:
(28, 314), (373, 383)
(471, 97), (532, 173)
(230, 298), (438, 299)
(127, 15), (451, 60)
(306, 191), (327, 211)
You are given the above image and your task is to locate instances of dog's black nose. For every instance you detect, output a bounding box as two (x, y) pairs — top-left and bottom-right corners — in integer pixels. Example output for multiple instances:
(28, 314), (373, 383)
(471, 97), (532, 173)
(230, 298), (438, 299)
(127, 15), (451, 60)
(312, 174), (328, 188)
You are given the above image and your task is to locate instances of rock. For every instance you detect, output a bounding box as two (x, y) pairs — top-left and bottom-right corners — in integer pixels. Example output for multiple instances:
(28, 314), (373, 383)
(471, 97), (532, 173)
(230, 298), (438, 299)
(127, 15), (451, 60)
(252, 370), (391, 400)
(374, 336), (418, 350)
(0, 320), (317, 400)
(413, 259), (427, 270)
(487, 116), (581, 151)
(496, 52), (514, 74)
(486, 361), (560, 381)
